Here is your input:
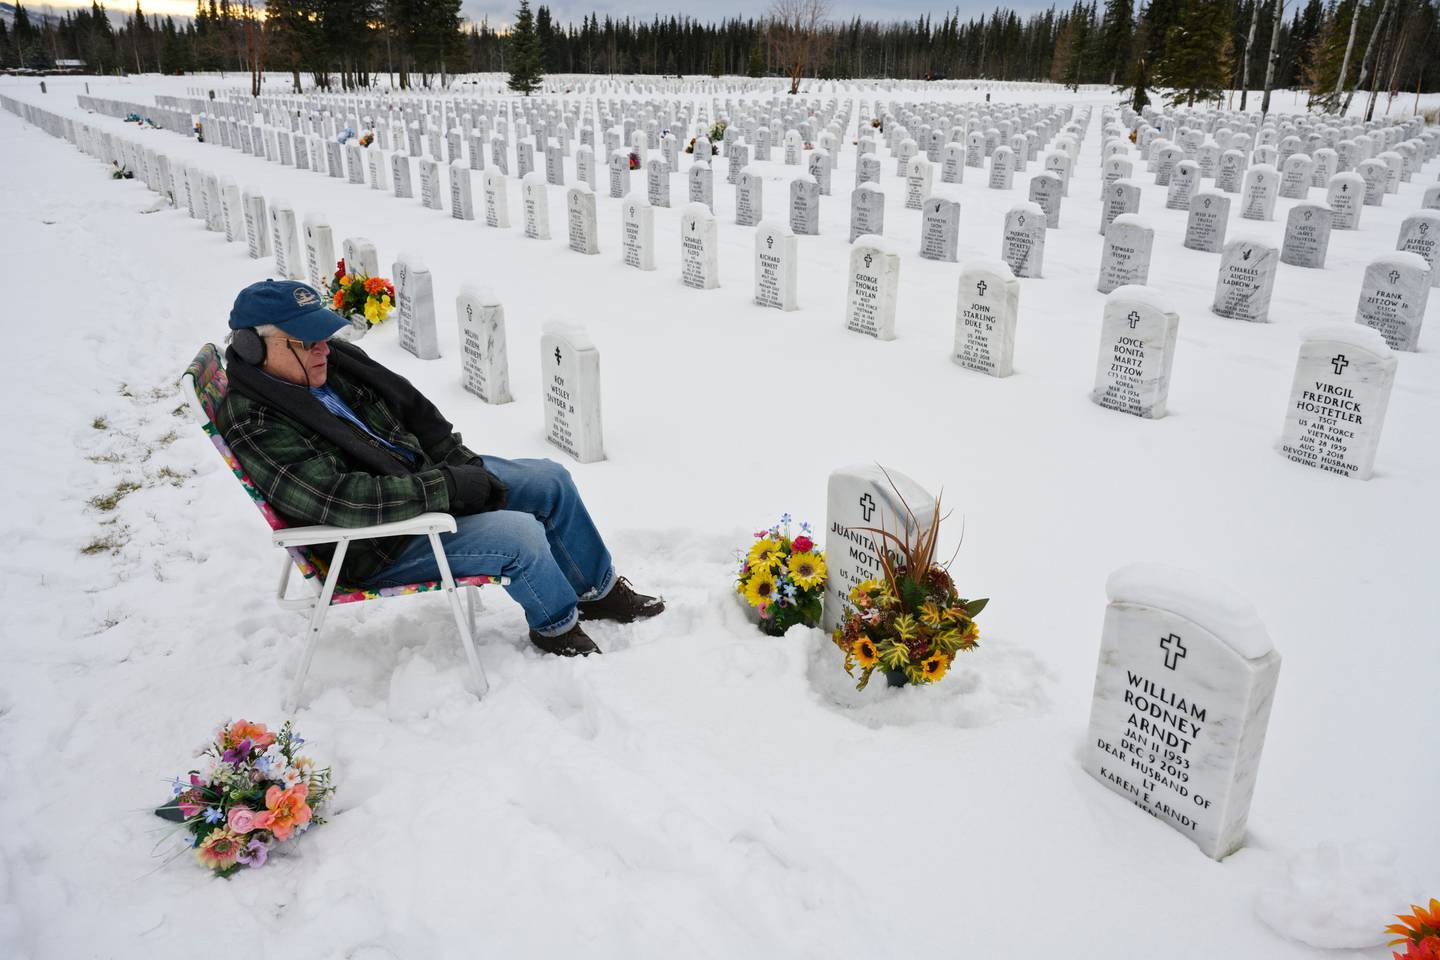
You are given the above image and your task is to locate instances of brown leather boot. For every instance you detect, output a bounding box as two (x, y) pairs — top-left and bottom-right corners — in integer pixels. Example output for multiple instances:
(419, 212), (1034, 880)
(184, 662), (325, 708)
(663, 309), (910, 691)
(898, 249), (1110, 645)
(577, 576), (665, 624)
(529, 622), (602, 657)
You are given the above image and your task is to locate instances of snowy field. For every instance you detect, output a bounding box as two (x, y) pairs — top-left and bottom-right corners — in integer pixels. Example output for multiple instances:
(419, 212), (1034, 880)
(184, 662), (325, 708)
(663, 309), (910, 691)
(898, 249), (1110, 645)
(0, 74), (1437, 959)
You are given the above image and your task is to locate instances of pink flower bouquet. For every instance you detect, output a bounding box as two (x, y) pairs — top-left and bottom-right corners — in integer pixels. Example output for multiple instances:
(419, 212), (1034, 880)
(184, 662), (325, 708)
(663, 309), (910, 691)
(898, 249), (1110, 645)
(164, 719), (333, 877)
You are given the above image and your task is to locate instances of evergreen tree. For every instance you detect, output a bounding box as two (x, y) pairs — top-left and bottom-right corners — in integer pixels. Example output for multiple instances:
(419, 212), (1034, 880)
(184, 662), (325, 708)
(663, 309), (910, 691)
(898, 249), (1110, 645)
(747, 43), (764, 76)
(507, 0), (544, 95)
(535, 5), (558, 71)
(1153, 0), (1234, 104)
(1096, 0), (1135, 83)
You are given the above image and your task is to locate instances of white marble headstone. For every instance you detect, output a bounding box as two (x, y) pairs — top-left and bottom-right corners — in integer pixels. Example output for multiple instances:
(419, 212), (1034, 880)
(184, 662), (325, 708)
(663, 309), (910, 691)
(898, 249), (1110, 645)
(1212, 238), (1278, 323)
(680, 202), (719, 290)
(241, 189), (270, 259)
(1085, 562), (1281, 861)
(541, 326), (605, 464)
(754, 221), (798, 312)
(954, 259), (1020, 378)
(1280, 203), (1332, 269)
(1395, 211), (1440, 288)
(392, 254), (440, 360)
(482, 168), (511, 228)
(1001, 202), (1046, 279)
(268, 200), (303, 281)
(566, 185), (599, 255)
(522, 173), (551, 240)
(303, 214), (335, 292)
(1092, 285), (1179, 419)
(1098, 215), (1154, 294)
(1354, 252), (1430, 351)
(821, 464), (937, 634)
(621, 197), (655, 271)
(846, 236), (900, 341)
(456, 285), (514, 405)
(1278, 323), (1396, 480)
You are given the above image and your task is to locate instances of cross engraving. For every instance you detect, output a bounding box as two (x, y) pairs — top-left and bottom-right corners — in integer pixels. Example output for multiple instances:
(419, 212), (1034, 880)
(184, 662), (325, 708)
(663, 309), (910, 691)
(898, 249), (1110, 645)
(1330, 353), (1349, 376)
(554, 346), (562, 365)
(1160, 633), (1187, 671)
(976, 280), (988, 296)
(1388, 269), (1401, 284)
(858, 493), (876, 522)
(1127, 310), (1141, 329)
(766, 235), (774, 249)
(863, 253), (873, 269)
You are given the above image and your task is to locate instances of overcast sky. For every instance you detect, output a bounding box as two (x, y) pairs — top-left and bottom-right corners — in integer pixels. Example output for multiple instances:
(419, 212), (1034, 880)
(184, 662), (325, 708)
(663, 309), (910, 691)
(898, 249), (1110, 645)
(29, 0), (1063, 29)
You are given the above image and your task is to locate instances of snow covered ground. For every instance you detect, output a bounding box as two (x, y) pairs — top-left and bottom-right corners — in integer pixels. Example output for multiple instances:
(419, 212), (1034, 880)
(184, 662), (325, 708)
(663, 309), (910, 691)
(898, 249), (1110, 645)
(0, 74), (1437, 959)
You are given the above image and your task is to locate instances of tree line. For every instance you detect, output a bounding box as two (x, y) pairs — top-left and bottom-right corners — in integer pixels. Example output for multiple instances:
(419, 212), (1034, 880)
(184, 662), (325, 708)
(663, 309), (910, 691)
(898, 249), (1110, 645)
(2, 0), (1435, 112)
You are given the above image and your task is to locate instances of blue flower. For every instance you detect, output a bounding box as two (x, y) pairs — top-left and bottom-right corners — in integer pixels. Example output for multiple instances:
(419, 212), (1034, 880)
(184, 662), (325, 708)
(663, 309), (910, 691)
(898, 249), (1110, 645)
(799, 521), (813, 534)
(291, 735), (305, 748)
(782, 583), (798, 601)
(203, 806), (225, 824)
(780, 513), (792, 525)
(170, 777), (185, 796)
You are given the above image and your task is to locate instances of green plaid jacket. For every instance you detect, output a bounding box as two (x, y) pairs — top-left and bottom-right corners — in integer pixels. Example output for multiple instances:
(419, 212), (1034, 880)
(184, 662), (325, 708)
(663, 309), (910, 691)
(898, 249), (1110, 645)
(216, 370), (480, 583)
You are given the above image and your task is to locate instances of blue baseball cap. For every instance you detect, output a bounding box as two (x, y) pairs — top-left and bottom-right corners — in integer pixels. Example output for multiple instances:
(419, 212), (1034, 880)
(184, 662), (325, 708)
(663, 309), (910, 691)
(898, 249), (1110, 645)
(228, 279), (348, 342)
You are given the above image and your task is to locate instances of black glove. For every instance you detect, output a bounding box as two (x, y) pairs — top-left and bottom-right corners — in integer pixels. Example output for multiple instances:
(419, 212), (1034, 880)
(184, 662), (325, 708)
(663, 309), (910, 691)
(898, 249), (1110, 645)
(442, 463), (508, 515)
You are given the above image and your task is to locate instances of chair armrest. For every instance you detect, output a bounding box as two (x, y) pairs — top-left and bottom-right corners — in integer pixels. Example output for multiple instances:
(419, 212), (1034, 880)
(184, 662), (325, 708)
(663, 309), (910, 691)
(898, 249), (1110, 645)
(271, 512), (458, 548)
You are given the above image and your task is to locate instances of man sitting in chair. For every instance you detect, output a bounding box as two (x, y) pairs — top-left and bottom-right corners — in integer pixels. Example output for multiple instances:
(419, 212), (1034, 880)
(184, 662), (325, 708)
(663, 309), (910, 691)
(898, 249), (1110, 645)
(215, 279), (662, 656)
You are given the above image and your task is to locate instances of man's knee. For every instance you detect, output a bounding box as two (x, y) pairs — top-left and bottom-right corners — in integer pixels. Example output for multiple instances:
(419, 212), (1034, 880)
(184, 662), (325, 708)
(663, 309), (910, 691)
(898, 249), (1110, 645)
(489, 510), (550, 558)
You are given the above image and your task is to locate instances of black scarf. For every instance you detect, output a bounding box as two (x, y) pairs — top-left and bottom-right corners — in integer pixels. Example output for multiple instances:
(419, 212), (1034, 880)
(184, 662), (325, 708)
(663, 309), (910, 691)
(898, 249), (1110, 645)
(223, 339), (455, 476)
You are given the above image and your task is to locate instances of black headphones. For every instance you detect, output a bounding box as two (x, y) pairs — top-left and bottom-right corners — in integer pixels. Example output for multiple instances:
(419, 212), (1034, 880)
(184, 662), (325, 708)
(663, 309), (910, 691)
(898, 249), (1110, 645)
(231, 327), (266, 365)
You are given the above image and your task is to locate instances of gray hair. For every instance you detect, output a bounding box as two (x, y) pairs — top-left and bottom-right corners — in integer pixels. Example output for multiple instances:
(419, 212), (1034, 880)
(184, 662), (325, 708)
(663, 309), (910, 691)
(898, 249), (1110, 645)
(225, 323), (280, 348)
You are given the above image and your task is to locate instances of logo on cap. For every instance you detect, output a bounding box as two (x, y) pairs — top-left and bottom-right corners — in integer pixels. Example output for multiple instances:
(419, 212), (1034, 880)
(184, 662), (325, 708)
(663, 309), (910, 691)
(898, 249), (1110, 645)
(293, 286), (319, 307)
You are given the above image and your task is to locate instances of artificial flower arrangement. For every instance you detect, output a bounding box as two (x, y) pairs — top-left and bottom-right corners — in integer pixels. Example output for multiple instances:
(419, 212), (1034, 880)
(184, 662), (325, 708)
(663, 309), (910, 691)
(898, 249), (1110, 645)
(831, 480), (986, 690)
(193, 120), (205, 142)
(736, 514), (827, 636)
(359, 129), (375, 148)
(111, 161), (133, 179)
(329, 257), (396, 327)
(684, 136), (719, 155)
(1389, 898), (1440, 960)
(709, 120), (728, 142)
(628, 149), (641, 170)
(163, 719), (334, 877)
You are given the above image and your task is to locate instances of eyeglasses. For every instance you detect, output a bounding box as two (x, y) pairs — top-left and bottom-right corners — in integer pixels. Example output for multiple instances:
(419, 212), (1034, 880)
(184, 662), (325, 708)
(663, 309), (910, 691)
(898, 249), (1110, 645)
(270, 334), (325, 352)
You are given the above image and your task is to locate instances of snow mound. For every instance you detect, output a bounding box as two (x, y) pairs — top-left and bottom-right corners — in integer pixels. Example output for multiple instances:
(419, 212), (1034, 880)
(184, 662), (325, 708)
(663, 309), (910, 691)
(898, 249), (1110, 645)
(1301, 322), (1394, 357)
(1106, 561), (1273, 659)
(804, 630), (1053, 730)
(1255, 841), (1416, 948)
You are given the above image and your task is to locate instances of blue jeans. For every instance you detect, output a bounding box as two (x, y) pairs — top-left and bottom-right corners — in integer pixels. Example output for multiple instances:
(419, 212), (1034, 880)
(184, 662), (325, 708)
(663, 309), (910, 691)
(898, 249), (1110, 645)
(369, 457), (615, 636)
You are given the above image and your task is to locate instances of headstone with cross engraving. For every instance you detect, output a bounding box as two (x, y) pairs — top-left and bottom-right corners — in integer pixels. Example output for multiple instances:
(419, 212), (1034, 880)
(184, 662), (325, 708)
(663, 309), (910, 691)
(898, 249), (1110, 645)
(1280, 203), (1332, 269)
(1358, 159), (1387, 206)
(482, 168), (510, 228)
(1396, 211), (1440, 288)
(343, 238), (379, 281)
(1240, 164), (1278, 221)
(621, 197), (655, 271)
(1029, 172), (1063, 229)
(1098, 215), (1154, 294)
(754, 221), (799, 312)
(521, 173), (551, 240)
(1100, 179), (1142, 236)
(789, 176), (819, 236)
(846, 236), (900, 341)
(1278, 323), (1396, 480)
(566, 184), (599, 255)
(1002, 202), (1046, 279)
(268, 199), (304, 281)
(1084, 561), (1281, 860)
(1355, 253), (1430, 351)
(919, 194), (961, 262)
(646, 157), (671, 208)
(1212, 238), (1278, 323)
(821, 464), (938, 634)
(735, 167), (763, 227)
(449, 160), (475, 220)
(540, 326), (604, 464)
(303, 213), (335, 292)
(849, 183), (885, 244)
(988, 146), (1015, 191)
(680, 202), (719, 290)
(1092, 285), (1179, 419)
(392, 254), (440, 360)
(954, 260), (1020, 378)
(905, 156), (934, 211)
(609, 149), (631, 199)
(1326, 172), (1364, 230)
(456, 285), (514, 405)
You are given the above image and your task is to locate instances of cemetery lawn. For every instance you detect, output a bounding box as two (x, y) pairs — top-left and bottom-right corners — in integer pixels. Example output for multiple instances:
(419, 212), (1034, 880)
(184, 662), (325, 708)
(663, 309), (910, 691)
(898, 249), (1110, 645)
(1, 76), (1438, 959)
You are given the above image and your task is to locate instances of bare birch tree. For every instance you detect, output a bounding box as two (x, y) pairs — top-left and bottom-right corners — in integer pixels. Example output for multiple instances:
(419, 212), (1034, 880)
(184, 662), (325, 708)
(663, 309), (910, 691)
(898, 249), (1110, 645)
(767, 0), (832, 95)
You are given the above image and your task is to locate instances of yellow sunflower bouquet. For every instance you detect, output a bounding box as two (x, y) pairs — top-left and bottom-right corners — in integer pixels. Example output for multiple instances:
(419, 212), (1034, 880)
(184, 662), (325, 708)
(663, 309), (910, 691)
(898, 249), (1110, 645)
(736, 514), (827, 636)
(832, 484), (987, 690)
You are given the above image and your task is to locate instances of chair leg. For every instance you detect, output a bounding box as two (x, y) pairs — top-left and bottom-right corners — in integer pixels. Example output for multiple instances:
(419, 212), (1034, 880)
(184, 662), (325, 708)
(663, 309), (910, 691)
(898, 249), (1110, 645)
(283, 539), (349, 714)
(428, 532), (490, 700)
(466, 584), (480, 637)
